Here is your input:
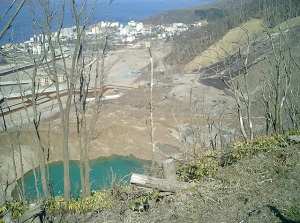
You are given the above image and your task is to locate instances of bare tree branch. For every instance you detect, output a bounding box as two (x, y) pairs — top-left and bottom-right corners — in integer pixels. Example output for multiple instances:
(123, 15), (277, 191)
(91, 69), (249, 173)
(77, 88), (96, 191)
(0, 0), (27, 39)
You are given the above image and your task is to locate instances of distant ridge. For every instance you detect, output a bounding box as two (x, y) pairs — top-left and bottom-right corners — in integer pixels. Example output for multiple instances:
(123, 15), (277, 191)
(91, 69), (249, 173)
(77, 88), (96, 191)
(140, 0), (255, 25)
(141, 3), (220, 24)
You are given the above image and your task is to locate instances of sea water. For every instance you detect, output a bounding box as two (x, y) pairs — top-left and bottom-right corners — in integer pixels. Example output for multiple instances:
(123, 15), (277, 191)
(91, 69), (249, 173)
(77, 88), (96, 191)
(12, 155), (150, 200)
(0, 0), (217, 45)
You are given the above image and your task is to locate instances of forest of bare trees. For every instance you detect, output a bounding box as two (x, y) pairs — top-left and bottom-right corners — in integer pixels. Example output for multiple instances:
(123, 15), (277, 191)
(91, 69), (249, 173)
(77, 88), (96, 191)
(0, 0), (111, 203)
(0, 0), (300, 212)
(165, 0), (300, 65)
(166, 0), (300, 142)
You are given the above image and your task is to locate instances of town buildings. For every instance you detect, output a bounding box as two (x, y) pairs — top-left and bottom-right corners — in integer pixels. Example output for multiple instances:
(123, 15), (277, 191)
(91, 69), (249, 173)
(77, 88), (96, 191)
(1, 19), (205, 53)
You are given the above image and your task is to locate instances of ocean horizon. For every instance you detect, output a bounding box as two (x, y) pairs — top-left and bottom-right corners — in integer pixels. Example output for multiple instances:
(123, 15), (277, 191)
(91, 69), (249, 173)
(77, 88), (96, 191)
(0, 0), (216, 46)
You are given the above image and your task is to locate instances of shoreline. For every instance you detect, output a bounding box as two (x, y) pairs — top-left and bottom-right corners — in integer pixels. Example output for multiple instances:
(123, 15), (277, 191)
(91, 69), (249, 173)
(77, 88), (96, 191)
(11, 154), (152, 200)
(0, 126), (165, 200)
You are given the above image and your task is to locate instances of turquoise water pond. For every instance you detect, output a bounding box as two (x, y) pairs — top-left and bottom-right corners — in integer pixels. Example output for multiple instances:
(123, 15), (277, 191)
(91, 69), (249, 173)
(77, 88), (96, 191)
(13, 156), (149, 200)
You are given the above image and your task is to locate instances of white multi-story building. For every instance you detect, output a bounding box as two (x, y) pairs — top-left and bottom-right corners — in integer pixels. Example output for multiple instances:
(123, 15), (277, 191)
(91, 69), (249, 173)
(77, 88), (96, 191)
(173, 23), (184, 27)
(100, 21), (108, 28)
(126, 35), (136, 42)
(38, 76), (52, 87)
(120, 25), (133, 36)
(61, 27), (75, 37)
(30, 35), (37, 43)
(110, 22), (119, 28)
(135, 22), (144, 31)
(32, 45), (42, 54)
(165, 25), (177, 33)
(128, 21), (136, 27)
(100, 21), (119, 28)
(92, 26), (100, 34)
(37, 68), (66, 87)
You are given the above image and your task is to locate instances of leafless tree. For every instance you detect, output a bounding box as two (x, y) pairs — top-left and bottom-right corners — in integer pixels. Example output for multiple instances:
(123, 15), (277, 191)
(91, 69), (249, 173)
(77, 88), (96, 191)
(258, 0), (300, 134)
(73, 23), (111, 198)
(260, 26), (300, 133)
(27, 0), (85, 201)
(148, 47), (155, 173)
(27, 0), (113, 200)
(0, 0), (117, 201)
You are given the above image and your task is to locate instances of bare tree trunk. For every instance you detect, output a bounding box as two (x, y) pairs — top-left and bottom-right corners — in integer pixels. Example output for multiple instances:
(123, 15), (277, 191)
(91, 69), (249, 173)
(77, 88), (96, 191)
(224, 62), (249, 142)
(239, 30), (254, 140)
(72, 1), (109, 197)
(261, 15), (295, 133)
(16, 203), (45, 223)
(149, 47), (155, 173)
(31, 155), (40, 201)
(17, 133), (26, 200)
(32, 0), (72, 201)
(31, 77), (50, 199)
(162, 159), (177, 181)
(130, 173), (191, 192)
(9, 135), (22, 201)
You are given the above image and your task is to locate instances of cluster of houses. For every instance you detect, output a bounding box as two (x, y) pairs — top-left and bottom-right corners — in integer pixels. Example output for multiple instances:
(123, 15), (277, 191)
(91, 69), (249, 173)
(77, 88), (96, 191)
(1, 20), (204, 53)
(56, 20), (194, 46)
(86, 20), (203, 45)
(0, 20), (204, 88)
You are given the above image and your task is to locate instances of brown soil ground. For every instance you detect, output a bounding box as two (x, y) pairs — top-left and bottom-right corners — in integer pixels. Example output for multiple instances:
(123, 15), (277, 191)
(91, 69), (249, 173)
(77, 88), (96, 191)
(1, 16), (300, 222)
(3, 17), (299, 202)
(0, 40), (233, 199)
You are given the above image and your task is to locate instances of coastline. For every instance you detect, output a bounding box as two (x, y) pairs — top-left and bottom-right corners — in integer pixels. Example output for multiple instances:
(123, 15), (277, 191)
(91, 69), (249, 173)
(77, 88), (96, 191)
(0, 0), (214, 46)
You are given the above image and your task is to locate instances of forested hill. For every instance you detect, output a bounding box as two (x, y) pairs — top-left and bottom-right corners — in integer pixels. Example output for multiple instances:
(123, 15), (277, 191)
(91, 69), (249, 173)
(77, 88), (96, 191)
(141, 0), (300, 25)
(141, 3), (225, 25)
(140, 0), (248, 25)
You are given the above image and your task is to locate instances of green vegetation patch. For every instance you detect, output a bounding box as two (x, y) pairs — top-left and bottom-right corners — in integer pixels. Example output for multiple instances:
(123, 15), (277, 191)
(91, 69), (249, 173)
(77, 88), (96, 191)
(0, 201), (28, 220)
(232, 133), (297, 149)
(130, 189), (160, 211)
(194, 8), (225, 21)
(177, 156), (219, 182)
(178, 131), (300, 183)
(0, 189), (117, 222)
(284, 203), (300, 223)
(45, 189), (115, 214)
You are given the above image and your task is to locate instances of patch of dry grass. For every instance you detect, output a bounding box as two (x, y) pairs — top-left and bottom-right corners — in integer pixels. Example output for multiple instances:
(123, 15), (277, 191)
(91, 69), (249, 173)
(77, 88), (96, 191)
(125, 145), (300, 223)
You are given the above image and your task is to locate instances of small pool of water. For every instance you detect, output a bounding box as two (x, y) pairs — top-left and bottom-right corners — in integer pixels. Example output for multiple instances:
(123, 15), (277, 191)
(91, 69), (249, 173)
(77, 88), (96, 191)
(12, 155), (149, 200)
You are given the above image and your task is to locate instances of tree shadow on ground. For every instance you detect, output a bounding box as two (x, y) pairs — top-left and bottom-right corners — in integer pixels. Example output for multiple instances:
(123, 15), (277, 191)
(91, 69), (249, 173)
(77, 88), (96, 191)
(267, 205), (298, 223)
